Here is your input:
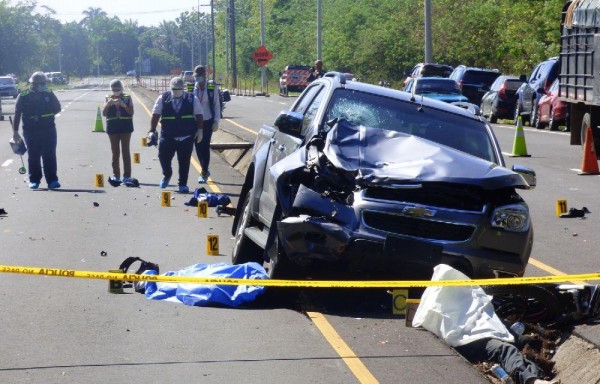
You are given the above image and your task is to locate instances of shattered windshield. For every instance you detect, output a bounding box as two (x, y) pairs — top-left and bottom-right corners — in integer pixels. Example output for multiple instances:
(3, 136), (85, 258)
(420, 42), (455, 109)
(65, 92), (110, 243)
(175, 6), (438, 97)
(323, 89), (497, 163)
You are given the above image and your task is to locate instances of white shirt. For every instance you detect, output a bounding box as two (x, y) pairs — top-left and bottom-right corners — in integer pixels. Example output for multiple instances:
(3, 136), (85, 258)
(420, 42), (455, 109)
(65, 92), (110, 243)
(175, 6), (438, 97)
(193, 83), (221, 121)
(151, 92), (202, 116)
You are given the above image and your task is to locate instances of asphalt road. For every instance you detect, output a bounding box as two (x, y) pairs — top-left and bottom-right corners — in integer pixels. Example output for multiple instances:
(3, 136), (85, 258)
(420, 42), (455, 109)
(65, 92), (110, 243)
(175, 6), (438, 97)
(0, 81), (599, 384)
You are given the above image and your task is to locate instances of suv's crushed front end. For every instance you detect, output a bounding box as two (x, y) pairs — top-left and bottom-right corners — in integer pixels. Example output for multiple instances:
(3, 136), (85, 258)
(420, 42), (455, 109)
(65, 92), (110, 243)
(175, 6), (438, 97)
(273, 120), (533, 279)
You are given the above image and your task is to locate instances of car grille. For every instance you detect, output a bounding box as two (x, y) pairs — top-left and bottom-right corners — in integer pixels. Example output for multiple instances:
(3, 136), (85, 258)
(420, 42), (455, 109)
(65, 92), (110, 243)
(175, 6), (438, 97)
(364, 184), (485, 212)
(363, 211), (475, 242)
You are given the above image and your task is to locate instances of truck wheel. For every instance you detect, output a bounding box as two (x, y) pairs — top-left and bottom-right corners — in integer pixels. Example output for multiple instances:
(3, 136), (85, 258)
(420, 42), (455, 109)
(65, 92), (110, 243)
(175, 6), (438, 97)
(268, 235), (293, 279)
(531, 100), (541, 128)
(581, 112), (592, 148)
(232, 189), (264, 265)
(549, 107), (559, 131)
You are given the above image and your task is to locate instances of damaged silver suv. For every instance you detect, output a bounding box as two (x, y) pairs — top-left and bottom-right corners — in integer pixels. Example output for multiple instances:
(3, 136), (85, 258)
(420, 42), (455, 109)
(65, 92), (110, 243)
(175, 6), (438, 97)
(232, 72), (536, 280)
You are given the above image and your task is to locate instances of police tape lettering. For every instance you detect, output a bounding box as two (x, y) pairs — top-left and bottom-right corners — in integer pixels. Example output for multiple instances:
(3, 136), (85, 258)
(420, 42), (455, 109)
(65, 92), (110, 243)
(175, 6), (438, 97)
(1, 264), (600, 288)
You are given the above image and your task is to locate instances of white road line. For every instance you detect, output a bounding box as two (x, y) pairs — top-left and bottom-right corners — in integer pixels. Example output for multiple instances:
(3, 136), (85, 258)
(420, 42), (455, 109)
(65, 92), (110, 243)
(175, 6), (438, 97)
(2, 159), (13, 167)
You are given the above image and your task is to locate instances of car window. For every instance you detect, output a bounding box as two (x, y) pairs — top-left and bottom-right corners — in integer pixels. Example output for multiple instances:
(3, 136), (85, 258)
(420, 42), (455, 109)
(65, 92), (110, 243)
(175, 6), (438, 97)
(421, 66), (453, 78)
(292, 84), (322, 114)
(323, 89), (497, 162)
(462, 71), (500, 86)
(490, 77), (503, 90)
(549, 79), (559, 92)
(415, 80), (460, 94)
(300, 86), (325, 137)
(529, 65), (541, 82)
(505, 79), (524, 90)
(0, 78), (14, 85)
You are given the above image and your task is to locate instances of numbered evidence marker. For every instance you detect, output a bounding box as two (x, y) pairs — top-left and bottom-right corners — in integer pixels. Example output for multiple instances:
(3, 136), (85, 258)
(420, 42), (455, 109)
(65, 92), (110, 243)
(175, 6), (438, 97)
(556, 199), (568, 217)
(206, 234), (219, 255)
(392, 289), (409, 315)
(95, 174), (104, 188)
(108, 269), (123, 294)
(133, 152), (140, 164)
(141, 137), (147, 146)
(161, 191), (171, 207)
(197, 200), (208, 218)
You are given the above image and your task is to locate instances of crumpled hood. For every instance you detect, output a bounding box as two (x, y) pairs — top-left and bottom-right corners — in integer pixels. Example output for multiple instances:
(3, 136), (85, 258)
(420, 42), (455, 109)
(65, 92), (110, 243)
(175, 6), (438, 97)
(323, 120), (530, 190)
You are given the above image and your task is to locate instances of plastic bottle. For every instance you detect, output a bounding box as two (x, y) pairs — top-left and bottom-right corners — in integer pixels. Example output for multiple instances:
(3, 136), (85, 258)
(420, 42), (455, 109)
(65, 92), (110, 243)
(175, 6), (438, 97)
(491, 364), (514, 384)
(510, 322), (525, 336)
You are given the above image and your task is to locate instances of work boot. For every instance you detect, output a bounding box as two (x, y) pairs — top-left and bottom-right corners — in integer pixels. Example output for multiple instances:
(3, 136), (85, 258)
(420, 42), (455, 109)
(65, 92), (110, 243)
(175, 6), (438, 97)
(159, 177), (170, 189)
(48, 181), (61, 189)
(29, 182), (39, 189)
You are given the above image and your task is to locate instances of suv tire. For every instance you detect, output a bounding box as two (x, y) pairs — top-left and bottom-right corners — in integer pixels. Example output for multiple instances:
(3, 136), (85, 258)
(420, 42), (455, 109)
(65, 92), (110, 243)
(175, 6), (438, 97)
(549, 107), (559, 131)
(232, 189), (264, 265)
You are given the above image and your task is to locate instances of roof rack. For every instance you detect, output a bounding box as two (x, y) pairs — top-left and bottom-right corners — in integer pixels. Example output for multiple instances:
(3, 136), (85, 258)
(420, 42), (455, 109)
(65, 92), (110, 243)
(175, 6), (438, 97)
(323, 71), (346, 85)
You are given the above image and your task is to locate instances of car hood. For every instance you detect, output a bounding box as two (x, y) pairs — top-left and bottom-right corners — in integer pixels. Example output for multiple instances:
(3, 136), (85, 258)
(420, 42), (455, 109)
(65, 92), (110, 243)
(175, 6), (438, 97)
(322, 120), (530, 190)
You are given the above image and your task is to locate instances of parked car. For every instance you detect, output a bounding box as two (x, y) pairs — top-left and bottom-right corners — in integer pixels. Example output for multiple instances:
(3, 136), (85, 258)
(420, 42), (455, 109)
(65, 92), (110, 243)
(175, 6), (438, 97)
(449, 66), (501, 105)
(514, 57), (559, 126)
(0, 76), (19, 98)
(403, 63), (454, 87)
(404, 77), (469, 104)
(231, 72), (536, 280)
(126, 70), (136, 77)
(180, 70), (194, 83)
(536, 79), (567, 131)
(48, 72), (66, 85)
(279, 64), (311, 96)
(480, 75), (525, 123)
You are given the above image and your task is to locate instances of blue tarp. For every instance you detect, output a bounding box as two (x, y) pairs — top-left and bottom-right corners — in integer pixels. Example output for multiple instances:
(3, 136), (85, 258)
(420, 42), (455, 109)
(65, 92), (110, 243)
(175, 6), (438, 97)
(141, 262), (268, 307)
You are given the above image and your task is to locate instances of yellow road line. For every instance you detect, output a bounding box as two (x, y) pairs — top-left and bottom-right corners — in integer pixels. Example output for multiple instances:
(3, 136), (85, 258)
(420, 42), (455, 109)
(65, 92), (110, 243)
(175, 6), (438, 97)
(224, 118), (258, 135)
(528, 257), (587, 284)
(308, 311), (379, 384)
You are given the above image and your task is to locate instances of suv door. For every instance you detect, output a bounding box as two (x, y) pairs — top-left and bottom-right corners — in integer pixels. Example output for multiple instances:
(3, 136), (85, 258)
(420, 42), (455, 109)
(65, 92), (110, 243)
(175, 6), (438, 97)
(257, 83), (326, 225)
(522, 63), (542, 113)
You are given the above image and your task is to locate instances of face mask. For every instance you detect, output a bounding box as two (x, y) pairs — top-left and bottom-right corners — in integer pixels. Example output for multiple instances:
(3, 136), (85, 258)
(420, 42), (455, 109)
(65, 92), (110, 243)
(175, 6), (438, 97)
(36, 84), (46, 91)
(195, 76), (204, 82)
(172, 89), (184, 98)
(112, 90), (122, 96)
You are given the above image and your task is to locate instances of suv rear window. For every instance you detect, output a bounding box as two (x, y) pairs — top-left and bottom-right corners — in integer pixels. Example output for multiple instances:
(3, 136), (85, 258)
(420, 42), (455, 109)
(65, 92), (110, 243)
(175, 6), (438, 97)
(0, 77), (15, 85)
(505, 79), (524, 91)
(463, 71), (500, 86)
(323, 89), (496, 162)
(421, 66), (453, 78)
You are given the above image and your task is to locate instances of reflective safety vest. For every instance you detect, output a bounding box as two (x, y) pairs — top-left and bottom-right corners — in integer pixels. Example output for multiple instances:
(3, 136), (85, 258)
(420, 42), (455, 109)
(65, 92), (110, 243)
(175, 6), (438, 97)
(105, 94), (134, 134)
(18, 89), (60, 131)
(160, 91), (196, 138)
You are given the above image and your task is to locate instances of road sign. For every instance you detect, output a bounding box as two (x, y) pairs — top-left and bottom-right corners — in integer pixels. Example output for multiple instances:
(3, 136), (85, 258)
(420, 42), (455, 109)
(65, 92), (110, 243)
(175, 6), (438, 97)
(252, 45), (273, 67)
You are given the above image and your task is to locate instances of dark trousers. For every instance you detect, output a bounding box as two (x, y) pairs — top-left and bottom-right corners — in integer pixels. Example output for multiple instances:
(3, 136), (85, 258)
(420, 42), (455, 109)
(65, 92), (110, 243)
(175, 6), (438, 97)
(23, 126), (58, 184)
(108, 133), (132, 179)
(158, 135), (194, 187)
(194, 118), (213, 175)
(455, 338), (540, 384)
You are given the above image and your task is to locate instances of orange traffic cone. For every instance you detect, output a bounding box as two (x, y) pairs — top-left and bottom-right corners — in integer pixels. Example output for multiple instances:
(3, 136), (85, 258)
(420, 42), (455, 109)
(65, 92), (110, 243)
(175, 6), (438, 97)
(579, 125), (600, 175)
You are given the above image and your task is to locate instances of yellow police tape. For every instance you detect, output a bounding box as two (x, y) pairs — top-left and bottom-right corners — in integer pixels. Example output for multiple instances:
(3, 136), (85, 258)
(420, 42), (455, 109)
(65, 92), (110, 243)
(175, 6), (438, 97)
(1, 264), (600, 288)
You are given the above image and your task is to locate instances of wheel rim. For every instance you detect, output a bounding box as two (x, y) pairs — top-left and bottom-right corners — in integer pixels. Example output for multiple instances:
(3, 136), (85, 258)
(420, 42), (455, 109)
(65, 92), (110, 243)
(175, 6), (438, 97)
(233, 196), (252, 260)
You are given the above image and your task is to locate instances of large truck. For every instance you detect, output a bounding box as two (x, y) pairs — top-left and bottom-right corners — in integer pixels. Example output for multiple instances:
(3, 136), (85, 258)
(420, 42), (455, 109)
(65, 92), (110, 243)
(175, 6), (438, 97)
(560, 0), (600, 154)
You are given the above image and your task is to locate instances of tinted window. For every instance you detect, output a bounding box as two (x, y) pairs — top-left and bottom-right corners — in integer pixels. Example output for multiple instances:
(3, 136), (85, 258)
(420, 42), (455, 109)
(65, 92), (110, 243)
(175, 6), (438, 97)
(301, 86), (325, 136)
(0, 77), (15, 85)
(421, 65), (453, 78)
(292, 84), (322, 114)
(323, 89), (497, 162)
(415, 80), (460, 94)
(463, 71), (500, 86)
(505, 79), (524, 90)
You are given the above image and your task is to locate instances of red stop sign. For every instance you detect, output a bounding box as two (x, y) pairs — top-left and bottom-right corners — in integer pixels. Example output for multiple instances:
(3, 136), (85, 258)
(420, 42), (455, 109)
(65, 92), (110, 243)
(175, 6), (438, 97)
(252, 45), (273, 67)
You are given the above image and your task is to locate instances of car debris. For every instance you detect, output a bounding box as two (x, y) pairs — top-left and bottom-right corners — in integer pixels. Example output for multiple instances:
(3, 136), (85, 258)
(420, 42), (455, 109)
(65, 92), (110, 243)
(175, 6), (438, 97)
(559, 207), (590, 218)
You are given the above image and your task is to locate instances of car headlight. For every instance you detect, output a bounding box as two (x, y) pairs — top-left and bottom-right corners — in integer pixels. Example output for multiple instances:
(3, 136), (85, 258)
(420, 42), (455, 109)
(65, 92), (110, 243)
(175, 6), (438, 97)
(491, 204), (530, 232)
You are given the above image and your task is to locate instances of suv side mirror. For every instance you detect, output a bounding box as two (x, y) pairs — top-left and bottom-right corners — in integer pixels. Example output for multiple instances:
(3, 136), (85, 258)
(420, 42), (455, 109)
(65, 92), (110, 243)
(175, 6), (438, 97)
(512, 165), (536, 189)
(274, 110), (304, 135)
(519, 74), (527, 82)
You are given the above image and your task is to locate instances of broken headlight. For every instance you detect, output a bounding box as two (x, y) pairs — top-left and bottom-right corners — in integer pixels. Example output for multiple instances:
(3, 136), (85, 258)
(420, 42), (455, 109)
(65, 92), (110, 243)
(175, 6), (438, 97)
(490, 204), (530, 232)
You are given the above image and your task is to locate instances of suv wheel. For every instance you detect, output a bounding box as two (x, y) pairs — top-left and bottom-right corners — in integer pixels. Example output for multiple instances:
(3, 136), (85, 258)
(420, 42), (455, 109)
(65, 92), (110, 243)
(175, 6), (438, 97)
(532, 100), (544, 129)
(489, 111), (497, 124)
(268, 235), (293, 279)
(232, 189), (264, 265)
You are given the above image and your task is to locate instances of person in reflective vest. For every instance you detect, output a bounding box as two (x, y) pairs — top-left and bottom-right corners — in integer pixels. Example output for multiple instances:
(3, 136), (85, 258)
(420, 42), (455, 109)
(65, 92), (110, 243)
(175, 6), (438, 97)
(193, 65), (221, 183)
(148, 77), (203, 193)
(12, 71), (62, 190)
(102, 79), (134, 184)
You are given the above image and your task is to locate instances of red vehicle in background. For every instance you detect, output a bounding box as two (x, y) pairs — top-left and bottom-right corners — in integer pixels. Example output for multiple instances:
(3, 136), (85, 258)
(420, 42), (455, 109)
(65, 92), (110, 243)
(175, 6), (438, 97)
(536, 79), (567, 131)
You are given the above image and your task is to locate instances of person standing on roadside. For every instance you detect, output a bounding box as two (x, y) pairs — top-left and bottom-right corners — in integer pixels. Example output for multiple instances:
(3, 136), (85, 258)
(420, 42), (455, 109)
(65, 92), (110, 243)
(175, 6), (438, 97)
(102, 79), (134, 185)
(148, 77), (203, 193)
(192, 65), (221, 184)
(307, 59), (326, 82)
(12, 71), (62, 190)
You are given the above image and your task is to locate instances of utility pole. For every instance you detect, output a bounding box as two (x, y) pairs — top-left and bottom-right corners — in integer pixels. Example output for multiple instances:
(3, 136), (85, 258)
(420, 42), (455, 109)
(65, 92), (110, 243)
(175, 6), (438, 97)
(425, 0), (432, 63)
(211, 0), (216, 80)
(230, 0), (237, 88)
(260, 0), (265, 93)
(317, 0), (322, 60)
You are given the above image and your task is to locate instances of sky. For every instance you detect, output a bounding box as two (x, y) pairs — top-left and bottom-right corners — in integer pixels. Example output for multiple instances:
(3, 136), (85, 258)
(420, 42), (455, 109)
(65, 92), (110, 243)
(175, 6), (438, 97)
(30, 0), (214, 27)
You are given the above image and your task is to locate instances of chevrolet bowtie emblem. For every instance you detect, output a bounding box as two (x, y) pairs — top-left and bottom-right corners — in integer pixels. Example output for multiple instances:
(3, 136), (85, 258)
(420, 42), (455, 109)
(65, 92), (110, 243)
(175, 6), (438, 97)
(402, 206), (435, 217)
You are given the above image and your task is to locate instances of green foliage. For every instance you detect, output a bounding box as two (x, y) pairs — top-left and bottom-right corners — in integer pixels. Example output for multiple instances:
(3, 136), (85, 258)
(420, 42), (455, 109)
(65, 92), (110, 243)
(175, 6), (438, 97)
(0, 0), (567, 83)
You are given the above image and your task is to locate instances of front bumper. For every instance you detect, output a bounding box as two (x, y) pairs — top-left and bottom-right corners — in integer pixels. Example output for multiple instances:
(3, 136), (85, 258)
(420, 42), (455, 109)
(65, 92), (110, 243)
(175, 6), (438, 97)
(278, 184), (532, 279)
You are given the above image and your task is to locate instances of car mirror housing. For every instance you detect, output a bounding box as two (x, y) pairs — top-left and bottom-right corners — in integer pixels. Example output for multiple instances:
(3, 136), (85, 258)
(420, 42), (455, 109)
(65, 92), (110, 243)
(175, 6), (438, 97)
(274, 110), (304, 135)
(519, 74), (527, 82)
(512, 164), (536, 189)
